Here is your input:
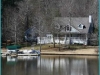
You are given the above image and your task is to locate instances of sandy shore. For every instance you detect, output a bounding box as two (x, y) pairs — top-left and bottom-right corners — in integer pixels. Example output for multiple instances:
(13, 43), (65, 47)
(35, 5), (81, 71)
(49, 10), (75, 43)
(1, 47), (98, 56)
(41, 48), (98, 55)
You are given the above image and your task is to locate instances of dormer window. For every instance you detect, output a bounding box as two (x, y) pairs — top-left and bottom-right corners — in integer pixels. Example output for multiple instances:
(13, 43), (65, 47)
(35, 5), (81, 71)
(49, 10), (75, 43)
(79, 24), (82, 28)
(65, 25), (71, 31)
(78, 24), (85, 29)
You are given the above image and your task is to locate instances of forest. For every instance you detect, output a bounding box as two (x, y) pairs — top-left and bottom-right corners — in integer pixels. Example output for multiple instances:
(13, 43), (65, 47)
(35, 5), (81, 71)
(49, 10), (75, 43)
(2, 0), (98, 45)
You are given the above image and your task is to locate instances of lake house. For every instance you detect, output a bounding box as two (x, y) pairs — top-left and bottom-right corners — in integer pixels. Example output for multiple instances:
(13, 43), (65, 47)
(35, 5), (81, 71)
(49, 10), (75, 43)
(52, 15), (94, 45)
(37, 15), (94, 45)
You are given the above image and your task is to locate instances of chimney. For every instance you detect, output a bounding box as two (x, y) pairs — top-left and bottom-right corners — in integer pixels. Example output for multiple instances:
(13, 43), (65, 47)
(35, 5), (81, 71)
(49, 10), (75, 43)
(89, 15), (92, 23)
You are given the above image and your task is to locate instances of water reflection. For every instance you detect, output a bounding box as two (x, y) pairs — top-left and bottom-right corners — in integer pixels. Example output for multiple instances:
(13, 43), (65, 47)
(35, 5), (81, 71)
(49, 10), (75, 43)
(38, 57), (89, 75)
(2, 56), (98, 75)
(6, 56), (17, 65)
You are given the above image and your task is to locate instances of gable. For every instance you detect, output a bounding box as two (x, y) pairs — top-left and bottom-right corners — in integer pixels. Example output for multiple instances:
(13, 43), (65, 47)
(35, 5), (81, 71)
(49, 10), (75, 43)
(78, 24), (86, 29)
(70, 26), (80, 33)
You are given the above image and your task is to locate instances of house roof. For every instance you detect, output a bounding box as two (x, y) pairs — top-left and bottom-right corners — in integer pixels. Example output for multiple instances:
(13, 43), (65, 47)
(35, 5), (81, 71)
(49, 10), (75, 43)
(54, 17), (90, 34)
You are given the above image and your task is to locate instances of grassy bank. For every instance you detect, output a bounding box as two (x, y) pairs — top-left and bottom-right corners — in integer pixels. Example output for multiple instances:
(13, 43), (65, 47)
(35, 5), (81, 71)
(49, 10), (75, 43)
(20, 44), (98, 51)
(1, 44), (98, 55)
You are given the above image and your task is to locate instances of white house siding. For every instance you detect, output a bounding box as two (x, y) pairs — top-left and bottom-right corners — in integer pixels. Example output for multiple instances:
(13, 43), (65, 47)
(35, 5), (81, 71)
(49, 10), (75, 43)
(37, 37), (53, 44)
(37, 37), (87, 45)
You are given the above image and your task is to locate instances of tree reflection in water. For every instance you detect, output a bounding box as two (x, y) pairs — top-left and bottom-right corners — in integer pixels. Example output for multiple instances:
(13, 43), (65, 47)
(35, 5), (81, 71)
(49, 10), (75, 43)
(2, 56), (98, 75)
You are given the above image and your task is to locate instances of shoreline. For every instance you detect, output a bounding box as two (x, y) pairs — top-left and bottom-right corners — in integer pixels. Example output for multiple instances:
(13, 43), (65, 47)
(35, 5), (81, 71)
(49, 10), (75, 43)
(41, 48), (98, 56)
(1, 47), (99, 56)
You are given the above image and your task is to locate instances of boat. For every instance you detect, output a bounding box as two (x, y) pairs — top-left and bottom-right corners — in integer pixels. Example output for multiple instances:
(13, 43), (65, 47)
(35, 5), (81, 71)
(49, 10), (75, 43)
(5, 45), (40, 56)
(6, 45), (21, 54)
(18, 49), (40, 56)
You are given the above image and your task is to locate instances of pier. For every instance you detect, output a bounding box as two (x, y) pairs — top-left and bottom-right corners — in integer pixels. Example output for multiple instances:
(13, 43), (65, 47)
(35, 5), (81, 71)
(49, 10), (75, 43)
(1, 52), (39, 57)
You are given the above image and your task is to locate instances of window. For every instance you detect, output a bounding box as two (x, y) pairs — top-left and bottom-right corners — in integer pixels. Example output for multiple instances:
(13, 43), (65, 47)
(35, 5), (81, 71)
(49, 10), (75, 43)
(79, 24), (82, 28)
(78, 24), (85, 29)
(65, 25), (71, 31)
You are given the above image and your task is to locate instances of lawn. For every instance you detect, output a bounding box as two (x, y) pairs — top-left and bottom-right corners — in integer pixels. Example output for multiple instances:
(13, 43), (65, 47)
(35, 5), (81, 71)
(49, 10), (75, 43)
(20, 43), (98, 51)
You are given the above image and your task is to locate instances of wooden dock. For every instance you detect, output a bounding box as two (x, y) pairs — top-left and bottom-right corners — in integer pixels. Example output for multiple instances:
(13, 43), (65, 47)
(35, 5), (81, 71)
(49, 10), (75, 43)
(18, 54), (39, 56)
(1, 52), (39, 56)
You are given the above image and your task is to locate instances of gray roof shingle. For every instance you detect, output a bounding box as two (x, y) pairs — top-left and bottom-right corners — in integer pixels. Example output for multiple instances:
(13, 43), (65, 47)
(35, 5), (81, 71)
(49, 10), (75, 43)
(54, 17), (90, 34)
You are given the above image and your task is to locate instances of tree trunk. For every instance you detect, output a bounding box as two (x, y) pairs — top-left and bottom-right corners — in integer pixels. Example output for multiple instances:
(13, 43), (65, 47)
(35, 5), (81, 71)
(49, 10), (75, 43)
(53, 35), (55, 48)
(59, 32), (60, 51)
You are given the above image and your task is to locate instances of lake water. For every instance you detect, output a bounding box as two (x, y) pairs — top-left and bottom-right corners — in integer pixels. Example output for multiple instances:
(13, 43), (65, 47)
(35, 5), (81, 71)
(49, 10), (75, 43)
(2, 55), (98, 75)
